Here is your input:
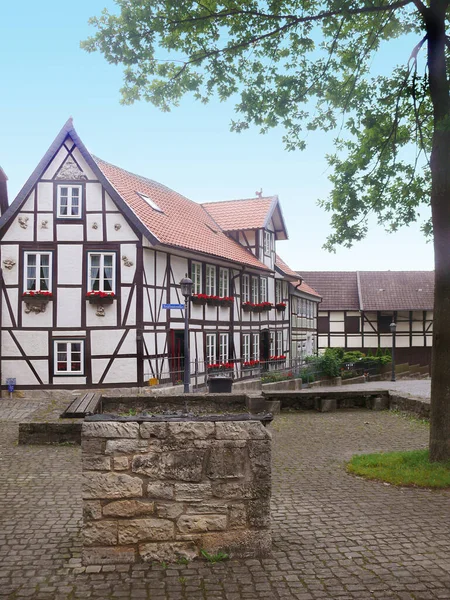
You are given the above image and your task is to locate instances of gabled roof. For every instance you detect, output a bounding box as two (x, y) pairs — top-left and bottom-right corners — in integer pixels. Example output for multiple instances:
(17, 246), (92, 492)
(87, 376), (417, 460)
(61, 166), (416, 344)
(299, 271), (435, 311)
(358, 271), (434, 311)
(202, 196), (288, 240)
(291, 279), (322, 299)
(0, 120), (270, 272)
(299, 272), (360, 310)
(275, 254), (301, 280)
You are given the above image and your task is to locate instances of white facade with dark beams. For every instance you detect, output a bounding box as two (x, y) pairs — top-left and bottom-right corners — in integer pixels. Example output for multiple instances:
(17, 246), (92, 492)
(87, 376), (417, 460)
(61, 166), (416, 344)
(0, 119), (320, 391)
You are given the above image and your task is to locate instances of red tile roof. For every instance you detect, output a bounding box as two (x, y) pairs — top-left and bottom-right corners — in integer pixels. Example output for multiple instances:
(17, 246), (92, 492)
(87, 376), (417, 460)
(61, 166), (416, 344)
(293, 280), (322, 299)
(202, 197), (276, 231)
(95, 158), (270, 271)
(299, 272), (360, 310)
(299, 271), (435, 311)
(358, 271), (434, 311)
(275, 254), (299, 279)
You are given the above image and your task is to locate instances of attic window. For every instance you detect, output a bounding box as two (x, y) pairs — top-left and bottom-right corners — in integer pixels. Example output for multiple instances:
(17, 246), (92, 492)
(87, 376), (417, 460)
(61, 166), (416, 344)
(205, 223), (218, 234)
(137, 192), (164, 213)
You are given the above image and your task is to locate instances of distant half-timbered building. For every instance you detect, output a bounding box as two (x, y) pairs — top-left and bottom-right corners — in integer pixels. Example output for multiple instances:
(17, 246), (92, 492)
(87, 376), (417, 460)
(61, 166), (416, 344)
(0, 119), (320, 390)
(300, 271), (434, 366)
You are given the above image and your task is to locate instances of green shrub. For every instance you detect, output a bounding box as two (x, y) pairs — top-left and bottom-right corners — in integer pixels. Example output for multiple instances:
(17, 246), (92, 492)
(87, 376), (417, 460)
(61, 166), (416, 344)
(341, 369), (359, 380)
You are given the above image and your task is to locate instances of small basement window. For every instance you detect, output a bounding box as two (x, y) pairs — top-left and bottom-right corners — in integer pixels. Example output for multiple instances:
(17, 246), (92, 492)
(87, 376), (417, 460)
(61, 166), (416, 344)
(54, 340), (84, 375)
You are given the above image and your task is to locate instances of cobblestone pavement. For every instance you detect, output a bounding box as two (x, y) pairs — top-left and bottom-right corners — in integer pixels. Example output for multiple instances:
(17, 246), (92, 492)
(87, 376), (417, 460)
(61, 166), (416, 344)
(1, 409), (450, 599)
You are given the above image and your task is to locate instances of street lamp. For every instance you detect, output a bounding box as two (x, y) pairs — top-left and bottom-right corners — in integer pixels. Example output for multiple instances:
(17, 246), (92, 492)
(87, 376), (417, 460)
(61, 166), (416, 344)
(180, 276), (193, 393)
(390, 320), (397, 382)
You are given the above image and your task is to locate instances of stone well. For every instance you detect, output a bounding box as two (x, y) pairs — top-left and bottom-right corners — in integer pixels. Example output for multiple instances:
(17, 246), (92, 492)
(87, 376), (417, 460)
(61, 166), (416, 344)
(81, 415), (272, 564)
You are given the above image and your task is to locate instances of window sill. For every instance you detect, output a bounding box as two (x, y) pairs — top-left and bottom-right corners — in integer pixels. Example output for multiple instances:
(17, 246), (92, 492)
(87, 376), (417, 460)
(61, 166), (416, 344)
(86, 295), (115, 305)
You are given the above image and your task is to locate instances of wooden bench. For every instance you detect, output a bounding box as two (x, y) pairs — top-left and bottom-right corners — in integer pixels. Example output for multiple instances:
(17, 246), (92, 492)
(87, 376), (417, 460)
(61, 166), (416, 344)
(61, 393), (102, 419)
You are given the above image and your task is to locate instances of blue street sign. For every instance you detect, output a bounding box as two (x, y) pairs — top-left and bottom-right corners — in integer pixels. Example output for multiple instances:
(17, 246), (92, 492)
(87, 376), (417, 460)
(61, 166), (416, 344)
(162, 303), (185, 310)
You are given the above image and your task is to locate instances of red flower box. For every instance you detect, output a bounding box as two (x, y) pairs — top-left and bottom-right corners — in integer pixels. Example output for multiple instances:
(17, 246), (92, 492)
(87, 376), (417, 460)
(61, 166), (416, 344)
(86, 291), (115, 305)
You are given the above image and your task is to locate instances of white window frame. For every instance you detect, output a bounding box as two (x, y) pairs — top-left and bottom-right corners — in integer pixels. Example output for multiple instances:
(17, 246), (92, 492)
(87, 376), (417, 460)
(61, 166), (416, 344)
(206, 333), (217, 365)
(260, 277), (268, 303)
(219, 333), (229, 363)
(275, 280), (282, 305)
(251, 276), (259, 303)
(24, 251), (52, 292)
(206, 265), (216, 296)
(219, 268), (229, 297)
(57, 184), (82, 218)
(276, 330), (283, 355)
(252, 333), (260, 361)
(191, 262), (202, 295)
(54, 340), (84, 375)
(87, 252), (116, 293)
(263, 230), (271, 255)
(269, 332), (275, 356)
(242, 333), (251, 362)
(242, 274), (250, 303)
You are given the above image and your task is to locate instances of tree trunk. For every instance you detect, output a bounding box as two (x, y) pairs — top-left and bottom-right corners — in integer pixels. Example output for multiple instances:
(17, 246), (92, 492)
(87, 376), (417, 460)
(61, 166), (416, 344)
(427, 0), (450, 462)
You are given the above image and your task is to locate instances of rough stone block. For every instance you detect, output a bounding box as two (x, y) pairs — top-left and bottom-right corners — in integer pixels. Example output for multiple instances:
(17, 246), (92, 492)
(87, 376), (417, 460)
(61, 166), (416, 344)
(133, 450), (205, 482)
(212, 481), (252, 499)
(200, 529), (271, 558)
(247, 498), (271, 528)
(371, 396), (389, 411)
(81, 439), (105, 455)
(147, 482), (174, 500)
(206, 447), (246, 479)
(82, 456), (111, 471)
(315, 398), (337, 412)
(155, 502), (185, 519)
(103, 500), (155, 518)
(177, 514), (227, 534)
(215, 421), (269, 440)
(105, 439), (148, 455)
(248, 441), (271, 479)
(174, 483), (212, 501)
(167, 421), (215, 440)
(83, 521), (118, 546)
(139, 541), (198, 563)
(113, 456), (129, 470)
(83, 472), (143, 500)
(185, 502), (228, 514)
(83, 501), (102, 521)
(140, 422), (168, 439)
(83, 422), (139, 439)
(118, 518), (174, 544)
(82, 546), (136, 565)
(228, 503), (247, 528)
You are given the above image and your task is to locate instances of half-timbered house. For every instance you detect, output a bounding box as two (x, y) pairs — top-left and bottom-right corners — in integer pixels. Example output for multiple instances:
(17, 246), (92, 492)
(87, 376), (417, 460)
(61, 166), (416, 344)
(0, 119), (320, 390)
(300, 271), (434, 366)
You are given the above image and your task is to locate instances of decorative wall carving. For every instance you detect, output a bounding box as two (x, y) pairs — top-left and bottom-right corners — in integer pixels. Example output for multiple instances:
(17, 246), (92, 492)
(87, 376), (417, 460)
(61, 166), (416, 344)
(55, 156), (87, 180)
(2, 259), (16, 270)
(96, 306), (105, 317)
(24, 301), (47, 314)
(18, 216), (29, 229)
(114, 223), (122, 230)
(92, 222), (98, 230)
(122, 255), (134, 267)
(41, 220), (49, 229)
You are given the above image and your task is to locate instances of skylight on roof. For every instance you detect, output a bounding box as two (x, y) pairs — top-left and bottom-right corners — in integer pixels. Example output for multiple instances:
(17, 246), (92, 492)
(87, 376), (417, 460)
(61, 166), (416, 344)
(137, 192), (164, 213)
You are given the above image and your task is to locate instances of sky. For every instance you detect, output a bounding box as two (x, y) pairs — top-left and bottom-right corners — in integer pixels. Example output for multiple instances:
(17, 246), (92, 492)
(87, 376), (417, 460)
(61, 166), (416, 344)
(0, 1), (434, 273)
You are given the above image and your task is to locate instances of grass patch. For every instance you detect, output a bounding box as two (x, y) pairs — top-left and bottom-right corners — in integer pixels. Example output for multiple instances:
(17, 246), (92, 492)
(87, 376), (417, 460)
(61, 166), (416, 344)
(347, 449), (450, 488)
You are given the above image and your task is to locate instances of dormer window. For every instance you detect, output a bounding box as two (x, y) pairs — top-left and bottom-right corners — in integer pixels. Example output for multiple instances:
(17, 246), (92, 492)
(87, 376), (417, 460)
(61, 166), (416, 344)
(57, 185), (82, 218)
(137, 192), (164, 213)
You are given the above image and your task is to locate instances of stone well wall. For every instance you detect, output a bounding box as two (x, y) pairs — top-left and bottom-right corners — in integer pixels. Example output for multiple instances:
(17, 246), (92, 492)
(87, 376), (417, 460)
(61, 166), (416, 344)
(81, 418), (272, 564)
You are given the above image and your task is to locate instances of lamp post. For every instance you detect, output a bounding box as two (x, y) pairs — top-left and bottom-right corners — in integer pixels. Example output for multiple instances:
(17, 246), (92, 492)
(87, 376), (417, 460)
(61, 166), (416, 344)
(180, 276), (193, 393)
(390, 320), (397, 382)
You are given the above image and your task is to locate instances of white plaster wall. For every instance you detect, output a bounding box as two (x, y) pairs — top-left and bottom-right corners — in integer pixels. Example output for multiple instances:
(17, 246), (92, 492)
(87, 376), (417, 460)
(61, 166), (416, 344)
(143, 331), (155, 355)
(330, 311), (344, 322)
(3, 360), (40, 385)
(106, 213), (138, 242)
(412, 336), (425, 347)
(120, 245), (137, 284)
(329, 321), (344, 333)
(330, 335), (345, 346)
(22, 294), (52, 327)
(42, 146), (68, 179)
(218, 306), (231, 321)
(363, 335), (378, 348)
(37, 183), (53, 211)
(86, 214), (104, 242)
(190, 304), (204, 320)
(56, 225), (83, 241)
(58, 245), (82, 284)
(71, 147), (97, 180)
(86, 301), (117, 328)
(30, 360), (49, 384)
(57, 288), (82, 328)
(143, 250), (155, 286)
(426, 335), (433, 346)
(22, 190), (35, 212)
(86, 183), (103, 212)
(171, 255), (188, 286)
(37, 214), (54, 242)
(156, 332), (167, 355)
(91, 329), (125, 356)
(154, 288), (167, 323)
(103, 357), (137, 384)
(118, 330), (137, 355)
(1, 245), (19, 285)
(379, 335), (391, 348)
(1, 296), (13, 327)
(156, 252), (166, 287)
(3, 214), (34, 242)
(14, 330), (48, 356)
(54, 376), (87, 385)
(345, 336), (362, 348)
(1, 331), (21, 356)
(396, 336), (410, 348)
(105, 193), (118, 211)
(92, 359), (110, 384)
(53, 330), (86, 337)
(122, 288), (136, 326)
(318, 335), (328, 348)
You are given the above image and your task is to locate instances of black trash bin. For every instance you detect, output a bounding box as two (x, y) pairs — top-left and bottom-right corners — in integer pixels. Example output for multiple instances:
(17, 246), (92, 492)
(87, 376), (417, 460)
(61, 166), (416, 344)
(208, 375), (233, 393)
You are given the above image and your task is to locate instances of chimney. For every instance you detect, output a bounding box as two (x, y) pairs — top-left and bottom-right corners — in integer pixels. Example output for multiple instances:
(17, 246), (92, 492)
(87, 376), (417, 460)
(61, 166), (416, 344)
(0, 167), (8, 215)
